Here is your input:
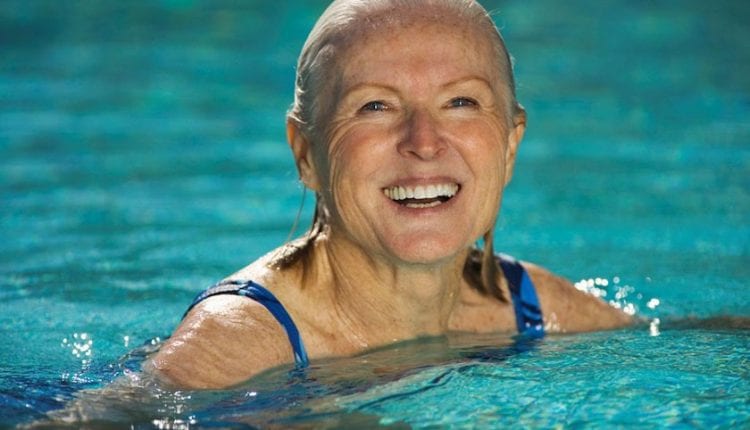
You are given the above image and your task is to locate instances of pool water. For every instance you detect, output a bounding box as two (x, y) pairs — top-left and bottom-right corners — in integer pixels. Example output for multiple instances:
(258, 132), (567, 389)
(1, 0), (748, 428)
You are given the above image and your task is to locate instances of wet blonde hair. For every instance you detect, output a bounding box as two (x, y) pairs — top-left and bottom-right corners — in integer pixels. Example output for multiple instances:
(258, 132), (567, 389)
(278, 0), (523, 302)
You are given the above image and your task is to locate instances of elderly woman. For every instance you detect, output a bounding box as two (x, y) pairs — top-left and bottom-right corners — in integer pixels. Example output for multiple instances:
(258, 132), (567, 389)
(147, 0), (631, 389)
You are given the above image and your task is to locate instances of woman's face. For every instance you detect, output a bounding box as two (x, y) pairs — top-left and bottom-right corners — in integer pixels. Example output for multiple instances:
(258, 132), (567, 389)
(303, 20), (525, 265)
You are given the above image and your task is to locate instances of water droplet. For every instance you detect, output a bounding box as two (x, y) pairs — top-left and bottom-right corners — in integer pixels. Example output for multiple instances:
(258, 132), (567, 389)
(649, 318), (661, 336)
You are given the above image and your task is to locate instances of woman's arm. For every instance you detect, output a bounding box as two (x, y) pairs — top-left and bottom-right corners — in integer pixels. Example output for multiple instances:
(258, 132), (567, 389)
(524, 262), (634, 333)
(145, 295), (295, 389)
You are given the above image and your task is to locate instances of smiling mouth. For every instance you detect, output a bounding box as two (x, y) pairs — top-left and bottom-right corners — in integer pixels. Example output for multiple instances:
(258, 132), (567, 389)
(383, 183), (460, 208)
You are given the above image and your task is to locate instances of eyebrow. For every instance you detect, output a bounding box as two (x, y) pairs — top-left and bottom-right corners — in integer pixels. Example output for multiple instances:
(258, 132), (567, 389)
(340, 76), (495, 99)
(340, 82), (398, 98)
(441, 76), (494, 91)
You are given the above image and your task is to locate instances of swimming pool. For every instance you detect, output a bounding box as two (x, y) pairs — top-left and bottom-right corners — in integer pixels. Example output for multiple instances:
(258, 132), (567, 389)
(1, 0), (748, 428)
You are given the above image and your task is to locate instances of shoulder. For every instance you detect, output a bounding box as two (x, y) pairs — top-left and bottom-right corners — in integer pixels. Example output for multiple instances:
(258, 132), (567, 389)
(521, 261), (633, 333)
(145, 291), (295, 389)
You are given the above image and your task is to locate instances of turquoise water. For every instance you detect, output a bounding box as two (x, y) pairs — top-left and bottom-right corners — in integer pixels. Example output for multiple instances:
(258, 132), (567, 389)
(1, 0), (748, 428)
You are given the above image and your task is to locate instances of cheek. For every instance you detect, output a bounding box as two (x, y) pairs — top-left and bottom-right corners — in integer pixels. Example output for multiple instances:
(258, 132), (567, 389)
(325, 138), (359, 194)
(326, 125), (392, 184)
(321, 129), (383, 213)
(457, 123), (510, 220)
(458, 122), (509, 178)
(314, 127), (374, 187)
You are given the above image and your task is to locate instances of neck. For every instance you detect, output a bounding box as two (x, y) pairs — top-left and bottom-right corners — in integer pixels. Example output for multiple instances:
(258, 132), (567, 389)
(304, 229), (468, 348)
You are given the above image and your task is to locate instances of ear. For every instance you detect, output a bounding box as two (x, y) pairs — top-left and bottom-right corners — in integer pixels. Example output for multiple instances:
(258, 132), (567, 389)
(503, 108), (526, 186)
(287, 119), (321, 192)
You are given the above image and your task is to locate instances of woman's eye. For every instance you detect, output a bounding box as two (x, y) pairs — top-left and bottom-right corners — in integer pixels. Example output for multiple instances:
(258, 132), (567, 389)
(360, 101), (388, 112)
(450, 97), (478, 108)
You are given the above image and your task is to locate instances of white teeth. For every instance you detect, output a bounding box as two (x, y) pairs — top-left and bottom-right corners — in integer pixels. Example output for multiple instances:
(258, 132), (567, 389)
(383, 183), (459, 202)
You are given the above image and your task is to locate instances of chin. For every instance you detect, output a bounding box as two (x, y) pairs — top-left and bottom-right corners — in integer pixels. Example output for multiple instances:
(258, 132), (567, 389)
(384, 236), (469, 266)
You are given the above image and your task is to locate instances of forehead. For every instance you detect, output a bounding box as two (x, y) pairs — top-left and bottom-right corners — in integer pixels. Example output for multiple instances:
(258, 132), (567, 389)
(336, 19), (500, 86)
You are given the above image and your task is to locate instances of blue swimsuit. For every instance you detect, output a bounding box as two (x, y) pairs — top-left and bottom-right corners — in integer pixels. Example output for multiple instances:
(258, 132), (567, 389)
(184, 254), (544, 368)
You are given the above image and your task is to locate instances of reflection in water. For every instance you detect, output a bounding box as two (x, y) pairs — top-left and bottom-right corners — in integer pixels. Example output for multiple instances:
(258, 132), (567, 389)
(24, 325), (750, 428)
(31, 334), (521, 428)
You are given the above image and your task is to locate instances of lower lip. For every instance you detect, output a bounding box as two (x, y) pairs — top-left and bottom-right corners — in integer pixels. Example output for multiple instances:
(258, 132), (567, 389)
(403, 200), (443, 209)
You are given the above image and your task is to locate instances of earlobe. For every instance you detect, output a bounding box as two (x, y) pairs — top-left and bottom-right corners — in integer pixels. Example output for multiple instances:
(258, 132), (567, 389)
(287, 119), (320, 192)
(503, 109), (526, 186)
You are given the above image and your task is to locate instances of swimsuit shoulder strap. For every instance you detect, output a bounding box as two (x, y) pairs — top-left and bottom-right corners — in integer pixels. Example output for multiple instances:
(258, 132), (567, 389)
(184, 280), (309, 367)
(497, 254), (545, 337)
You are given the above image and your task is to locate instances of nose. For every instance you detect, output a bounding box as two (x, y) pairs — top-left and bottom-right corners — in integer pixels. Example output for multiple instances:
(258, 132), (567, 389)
(397, 109), (446, 160)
